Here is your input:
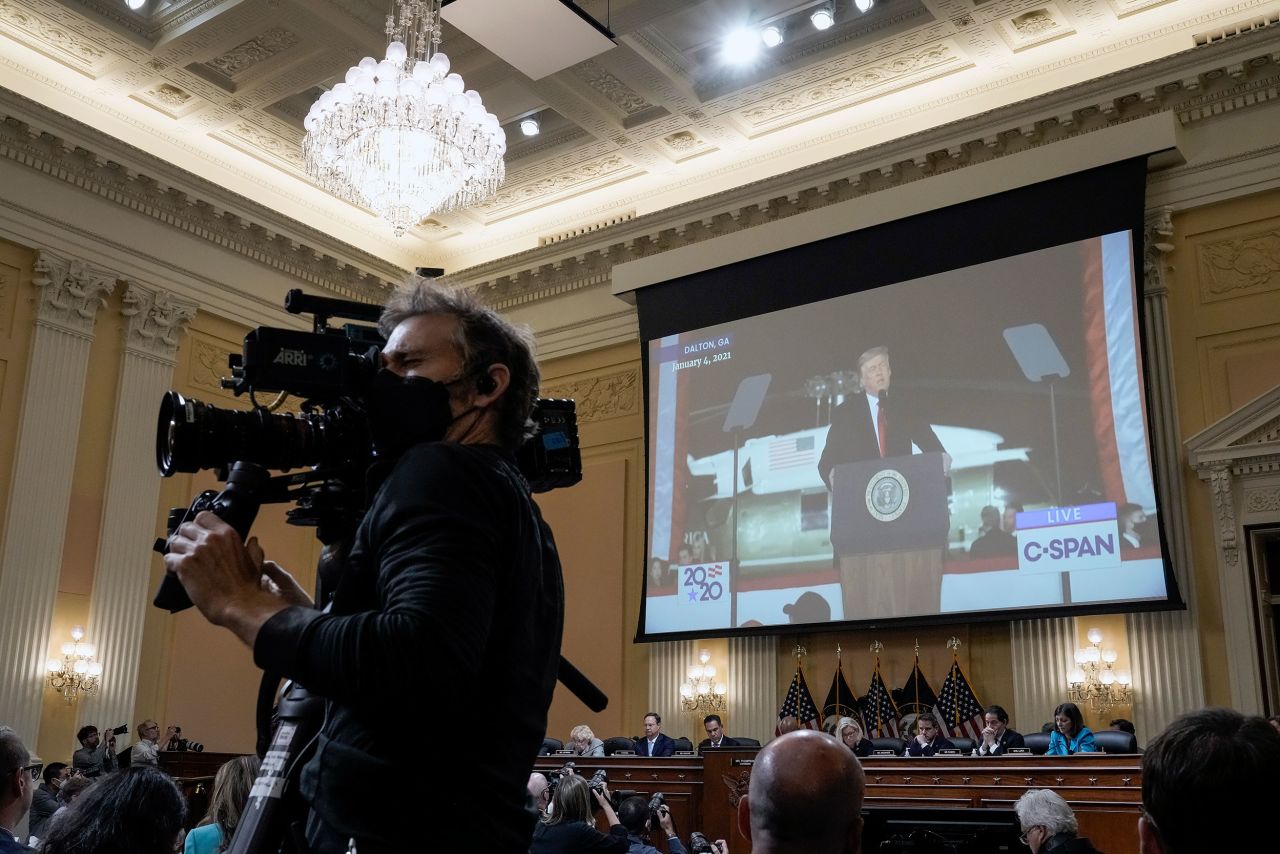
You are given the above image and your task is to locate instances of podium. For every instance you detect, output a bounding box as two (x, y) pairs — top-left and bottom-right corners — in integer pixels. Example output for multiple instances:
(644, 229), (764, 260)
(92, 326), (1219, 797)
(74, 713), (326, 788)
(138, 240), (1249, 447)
(830, 451), (948, 620)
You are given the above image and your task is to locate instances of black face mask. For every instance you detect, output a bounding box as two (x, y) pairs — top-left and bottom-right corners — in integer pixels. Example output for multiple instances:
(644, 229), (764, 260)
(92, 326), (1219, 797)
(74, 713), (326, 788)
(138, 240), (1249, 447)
(365, 368), (457, 458)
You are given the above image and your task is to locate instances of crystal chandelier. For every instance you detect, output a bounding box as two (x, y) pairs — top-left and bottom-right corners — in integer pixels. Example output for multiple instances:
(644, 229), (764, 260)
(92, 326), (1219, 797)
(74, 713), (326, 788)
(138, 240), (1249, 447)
(679, 649), (727, 712)
(304, 0), (506, 236)
(45, 625), (103, 704)
(1067, 627), (1132, 715)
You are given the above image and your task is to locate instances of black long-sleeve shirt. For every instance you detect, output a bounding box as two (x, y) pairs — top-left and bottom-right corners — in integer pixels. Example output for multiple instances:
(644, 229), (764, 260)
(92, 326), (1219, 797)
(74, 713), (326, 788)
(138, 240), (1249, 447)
(254, 442), (565, 852)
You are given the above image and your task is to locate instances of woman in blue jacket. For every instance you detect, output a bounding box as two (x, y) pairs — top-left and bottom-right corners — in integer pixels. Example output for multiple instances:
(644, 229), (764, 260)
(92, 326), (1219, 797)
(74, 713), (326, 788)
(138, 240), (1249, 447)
(1047, 702), (1097, 755)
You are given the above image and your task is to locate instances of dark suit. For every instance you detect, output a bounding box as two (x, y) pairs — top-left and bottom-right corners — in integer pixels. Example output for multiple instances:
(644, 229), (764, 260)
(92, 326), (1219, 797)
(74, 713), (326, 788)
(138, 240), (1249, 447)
(818, 391), (944, 488)
(634, 733), (676, 757)
(969, 528), (1016, 558)
(906, 735), (955, 757)
(977, 728), (1025, 755)
(697, 735), (742, 751)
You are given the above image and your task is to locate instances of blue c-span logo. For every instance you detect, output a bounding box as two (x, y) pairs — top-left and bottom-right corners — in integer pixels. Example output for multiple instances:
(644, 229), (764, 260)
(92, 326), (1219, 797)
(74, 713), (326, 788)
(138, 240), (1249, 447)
(865, 469), (909, 521)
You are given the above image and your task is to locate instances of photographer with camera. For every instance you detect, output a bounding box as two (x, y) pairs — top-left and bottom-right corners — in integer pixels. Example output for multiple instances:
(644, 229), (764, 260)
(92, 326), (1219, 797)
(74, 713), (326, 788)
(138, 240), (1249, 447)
(164, 279), (565, 853)
(130, 720), (169, 767)
(71, 725), (119, 778)
(617, 795), (687, 854)
(530, 773), (627, 853)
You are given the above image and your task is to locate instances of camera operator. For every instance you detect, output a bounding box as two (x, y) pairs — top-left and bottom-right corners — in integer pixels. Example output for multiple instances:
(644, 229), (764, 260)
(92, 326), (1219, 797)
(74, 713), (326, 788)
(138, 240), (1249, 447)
(618, 796), (686, 854)
(530, 774), (627, 853)
(165, 278), (565, 853)
(71, 726), (117, 778)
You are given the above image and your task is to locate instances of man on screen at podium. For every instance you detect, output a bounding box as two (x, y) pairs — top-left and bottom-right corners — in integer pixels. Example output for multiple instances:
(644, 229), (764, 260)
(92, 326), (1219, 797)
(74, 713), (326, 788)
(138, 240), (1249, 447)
(818, 346), (951, 621)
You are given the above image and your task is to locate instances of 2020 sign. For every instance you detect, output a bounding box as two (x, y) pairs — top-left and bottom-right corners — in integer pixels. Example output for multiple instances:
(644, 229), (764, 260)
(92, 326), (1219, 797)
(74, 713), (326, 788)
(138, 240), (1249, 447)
(679, 562), (729, 605)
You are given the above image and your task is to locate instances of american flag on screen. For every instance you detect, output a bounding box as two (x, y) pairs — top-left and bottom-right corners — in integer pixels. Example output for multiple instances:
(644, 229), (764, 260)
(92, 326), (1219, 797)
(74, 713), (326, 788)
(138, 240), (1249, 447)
(937, 658), (986, 741)
(862, 661), (900, 738)
(768, 435), (816, 470)
(775, 666), (821, 736)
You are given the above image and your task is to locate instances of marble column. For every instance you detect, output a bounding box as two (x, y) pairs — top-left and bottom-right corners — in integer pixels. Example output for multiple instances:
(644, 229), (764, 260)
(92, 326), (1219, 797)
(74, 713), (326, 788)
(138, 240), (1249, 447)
(1126, 208), (1205, 736)
(1011, 617), (1075, 732)
(78, 283), (195, 735)
(0, 251), (114, 745)
(728, 634), (778, 744)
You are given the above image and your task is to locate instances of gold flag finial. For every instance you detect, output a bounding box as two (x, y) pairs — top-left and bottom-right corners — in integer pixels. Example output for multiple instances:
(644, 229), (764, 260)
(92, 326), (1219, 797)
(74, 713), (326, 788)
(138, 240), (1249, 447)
(869, 639), (883, 656)
(947, 636), (962, 653)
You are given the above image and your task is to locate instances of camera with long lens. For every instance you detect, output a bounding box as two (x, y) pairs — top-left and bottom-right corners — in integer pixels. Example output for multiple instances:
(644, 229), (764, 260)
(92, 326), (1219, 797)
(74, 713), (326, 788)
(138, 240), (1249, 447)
(648, 791), (666, 820)
(167, 727), (204, 753)
(151, 289), (582, 613)
(688, 831), (715, 853)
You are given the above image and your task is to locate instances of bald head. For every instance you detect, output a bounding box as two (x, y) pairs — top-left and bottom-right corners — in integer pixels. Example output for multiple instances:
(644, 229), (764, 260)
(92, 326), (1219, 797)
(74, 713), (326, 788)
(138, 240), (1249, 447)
(739, 729), (865, 854)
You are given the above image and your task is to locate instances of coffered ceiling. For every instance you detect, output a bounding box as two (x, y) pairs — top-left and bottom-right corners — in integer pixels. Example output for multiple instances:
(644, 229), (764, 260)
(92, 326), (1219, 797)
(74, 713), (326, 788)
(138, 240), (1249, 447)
(0, 0), (1270, 276)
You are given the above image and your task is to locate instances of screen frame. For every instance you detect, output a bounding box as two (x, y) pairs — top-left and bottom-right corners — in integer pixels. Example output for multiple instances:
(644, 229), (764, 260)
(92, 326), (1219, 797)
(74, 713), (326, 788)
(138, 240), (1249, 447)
(633, 157), (1185, 644)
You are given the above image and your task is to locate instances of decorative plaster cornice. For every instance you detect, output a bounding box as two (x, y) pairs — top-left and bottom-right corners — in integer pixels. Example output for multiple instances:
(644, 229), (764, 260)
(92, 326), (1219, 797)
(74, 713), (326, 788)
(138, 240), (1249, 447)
(0, 91), (404, 300)
(451, 30), (1280, 312)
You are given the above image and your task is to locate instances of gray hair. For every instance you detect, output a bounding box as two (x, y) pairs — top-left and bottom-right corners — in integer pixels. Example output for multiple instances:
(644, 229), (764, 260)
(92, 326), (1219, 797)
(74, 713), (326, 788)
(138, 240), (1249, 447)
(837, 717), (861, 739)
(0, 726), (28, 776)
(569, 724), (595, 744)
(379, 275), (540, 450)
(1014, 789), (1078, 836)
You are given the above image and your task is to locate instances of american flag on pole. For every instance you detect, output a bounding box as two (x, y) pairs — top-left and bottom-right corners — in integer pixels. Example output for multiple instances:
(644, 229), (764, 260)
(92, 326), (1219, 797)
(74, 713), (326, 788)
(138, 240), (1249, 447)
(776, 665), (821, 736)
(822, 654), (862, 732)
(937, 657), (986, 741)
(768, 435), (816, 470)
(861, 660), (899, 738)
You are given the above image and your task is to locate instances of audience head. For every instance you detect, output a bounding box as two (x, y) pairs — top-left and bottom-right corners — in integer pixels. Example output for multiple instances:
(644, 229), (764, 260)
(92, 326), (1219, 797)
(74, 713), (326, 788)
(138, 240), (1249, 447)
(984, 705), (1010, 736)
(777, 715), (799, 736)
(527, 773), (550, 812)
(1014, 789), (1078, 853)
(618, 795), (651, 834)
(643, 713), (662, 739)
(543, 772), (592, 826)
(1109, 718), (1136, 735)
(980, 505), (999, 530)
(136, 720), (160, 742)
(1003, 503), (1024, 532)
(837, 717), (863, 750)
(40, 765), (186, 854)
(1119, 502), (1147, 531)
(739, 729), (864, 854)
(42, 762), (69, 787)
(704, 714), (724, 741)
(1140, 707), (1280, 854)
(75, 725), (99, 748)
(569, 724), (595, 752)
(201, 754), (260, 843)
(57, 775), (92, 806)
(1268, 714), (1280, 736)
(1052, 703), (1084, 737)
(0, 726), (34, 825)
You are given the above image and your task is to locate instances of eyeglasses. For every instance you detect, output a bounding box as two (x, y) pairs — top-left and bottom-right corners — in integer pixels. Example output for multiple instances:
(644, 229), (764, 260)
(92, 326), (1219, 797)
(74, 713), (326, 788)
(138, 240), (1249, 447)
(1019, 826), (1042, 846)
(23, 762), (43, 782)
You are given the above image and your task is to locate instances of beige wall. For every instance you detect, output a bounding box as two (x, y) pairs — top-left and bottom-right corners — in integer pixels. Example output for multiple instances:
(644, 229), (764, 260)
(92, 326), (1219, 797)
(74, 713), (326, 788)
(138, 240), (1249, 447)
(0, 239), (35, 563)
(1168, 186), (1280, 709)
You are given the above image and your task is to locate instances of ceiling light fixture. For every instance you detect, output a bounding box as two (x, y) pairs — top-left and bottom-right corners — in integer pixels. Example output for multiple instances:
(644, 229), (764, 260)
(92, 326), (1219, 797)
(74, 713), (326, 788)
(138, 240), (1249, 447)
(761, 25), (784, 48)
(303, 0), (506, 236)
(520, 117), (541, 137)
(811, 6), (835, 30)
(125, 0), (146, 10)
(855, 0), (875, 12)
(722, 26), (762, 64)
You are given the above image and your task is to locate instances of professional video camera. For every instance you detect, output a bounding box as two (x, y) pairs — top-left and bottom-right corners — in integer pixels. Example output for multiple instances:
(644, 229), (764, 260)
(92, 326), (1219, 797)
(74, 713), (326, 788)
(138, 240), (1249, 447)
(151, 288), (582, 612)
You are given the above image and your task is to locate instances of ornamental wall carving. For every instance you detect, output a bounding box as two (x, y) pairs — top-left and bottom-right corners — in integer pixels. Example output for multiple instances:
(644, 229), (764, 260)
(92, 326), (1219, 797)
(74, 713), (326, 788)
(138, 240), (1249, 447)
(542, 368), (640, 422)
(1197, 228), (1280, 301)
(121, 282), (197, 362)
(31, 250), (114, 335)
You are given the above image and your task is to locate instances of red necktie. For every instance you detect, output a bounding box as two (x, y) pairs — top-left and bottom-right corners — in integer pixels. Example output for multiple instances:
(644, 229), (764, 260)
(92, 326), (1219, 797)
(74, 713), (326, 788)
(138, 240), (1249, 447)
(877, 403), (887, 458)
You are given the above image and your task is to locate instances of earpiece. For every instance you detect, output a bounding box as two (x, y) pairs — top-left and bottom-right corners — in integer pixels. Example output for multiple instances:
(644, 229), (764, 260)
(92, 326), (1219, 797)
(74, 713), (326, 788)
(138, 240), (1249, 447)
(476, 374), (497, 395)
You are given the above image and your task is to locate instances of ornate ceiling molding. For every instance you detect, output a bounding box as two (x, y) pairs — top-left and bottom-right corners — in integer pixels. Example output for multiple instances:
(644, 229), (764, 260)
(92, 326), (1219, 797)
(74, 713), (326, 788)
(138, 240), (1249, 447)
(455, 30), (1280, 313)
(0, 88), (404, 300)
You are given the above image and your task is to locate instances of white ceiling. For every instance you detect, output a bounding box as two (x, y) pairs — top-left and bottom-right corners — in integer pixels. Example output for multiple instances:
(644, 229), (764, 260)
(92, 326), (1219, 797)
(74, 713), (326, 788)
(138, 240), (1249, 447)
(0, 0), (1270, 276)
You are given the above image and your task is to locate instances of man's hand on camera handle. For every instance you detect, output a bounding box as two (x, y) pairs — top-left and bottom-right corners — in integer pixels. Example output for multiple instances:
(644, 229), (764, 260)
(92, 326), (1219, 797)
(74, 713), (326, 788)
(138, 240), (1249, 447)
(657, 804), (676, 837)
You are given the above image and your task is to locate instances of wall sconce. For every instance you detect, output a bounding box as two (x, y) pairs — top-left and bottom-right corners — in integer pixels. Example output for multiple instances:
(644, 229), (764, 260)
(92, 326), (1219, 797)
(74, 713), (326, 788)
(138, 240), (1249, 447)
(1067, 627), (1131, 715)
(679, 649), (727, 712)
(46, 625), (103, 704)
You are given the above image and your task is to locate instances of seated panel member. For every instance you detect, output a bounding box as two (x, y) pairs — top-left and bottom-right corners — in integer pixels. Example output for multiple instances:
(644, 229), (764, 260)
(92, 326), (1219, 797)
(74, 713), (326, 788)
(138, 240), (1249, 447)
(837, 717), (873, 758)
(976, 705), (1025, 756)
(569, 725), (605, 758)
(634, 713), (676, 758)
(1046, 702), (1096, 755)
(698, 715), (741, 751)
(905, 713), (954, 757)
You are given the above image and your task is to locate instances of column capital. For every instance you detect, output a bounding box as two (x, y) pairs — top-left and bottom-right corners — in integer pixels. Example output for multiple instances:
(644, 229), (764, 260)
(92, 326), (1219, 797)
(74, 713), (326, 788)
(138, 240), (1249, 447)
(32, 250), (116, 335)
(1143, 208), (1175, 299)
(121, 282), (197, 362)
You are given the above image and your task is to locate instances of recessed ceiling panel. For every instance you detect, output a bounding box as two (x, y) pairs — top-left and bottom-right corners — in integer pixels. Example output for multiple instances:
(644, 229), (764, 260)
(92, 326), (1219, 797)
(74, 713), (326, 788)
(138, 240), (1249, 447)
(440, 0), (616, 80)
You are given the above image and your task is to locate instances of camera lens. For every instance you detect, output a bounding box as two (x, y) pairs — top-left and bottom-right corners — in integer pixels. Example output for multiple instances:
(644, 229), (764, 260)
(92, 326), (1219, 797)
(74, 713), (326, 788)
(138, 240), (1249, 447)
(156, 391), (368, 476)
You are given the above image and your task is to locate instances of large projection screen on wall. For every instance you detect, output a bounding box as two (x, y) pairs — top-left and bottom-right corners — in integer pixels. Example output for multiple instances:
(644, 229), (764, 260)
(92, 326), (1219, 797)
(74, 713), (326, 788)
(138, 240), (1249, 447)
(635, 159), (1183, 640)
